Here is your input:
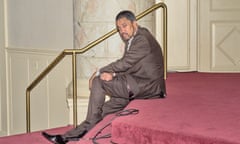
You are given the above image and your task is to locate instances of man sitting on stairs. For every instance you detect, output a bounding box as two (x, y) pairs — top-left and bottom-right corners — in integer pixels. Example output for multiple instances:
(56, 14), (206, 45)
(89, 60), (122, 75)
(42, 10), (166, 144)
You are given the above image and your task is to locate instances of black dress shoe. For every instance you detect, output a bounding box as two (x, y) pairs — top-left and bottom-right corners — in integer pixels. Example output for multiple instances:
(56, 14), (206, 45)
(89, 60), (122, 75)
(42, 132), (68, 144)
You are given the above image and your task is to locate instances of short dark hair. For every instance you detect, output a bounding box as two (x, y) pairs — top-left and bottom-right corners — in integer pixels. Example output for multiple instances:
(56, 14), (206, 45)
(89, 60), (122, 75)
(115, 10), (136, 22)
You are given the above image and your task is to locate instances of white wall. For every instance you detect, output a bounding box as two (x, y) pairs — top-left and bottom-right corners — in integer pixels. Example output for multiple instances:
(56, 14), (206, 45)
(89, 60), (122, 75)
(7, 0), (73, 49)
(198, 0), (240, 72)
(155, 0), (198, 71)
(1, 0), (74, 135)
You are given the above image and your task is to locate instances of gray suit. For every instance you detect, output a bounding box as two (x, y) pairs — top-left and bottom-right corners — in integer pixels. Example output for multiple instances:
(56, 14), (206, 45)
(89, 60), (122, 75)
(62, 27), (166, 139)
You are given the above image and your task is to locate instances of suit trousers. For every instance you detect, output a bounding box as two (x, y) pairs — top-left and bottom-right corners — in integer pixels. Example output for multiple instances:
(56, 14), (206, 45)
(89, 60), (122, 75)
(62, 75), (130, 139)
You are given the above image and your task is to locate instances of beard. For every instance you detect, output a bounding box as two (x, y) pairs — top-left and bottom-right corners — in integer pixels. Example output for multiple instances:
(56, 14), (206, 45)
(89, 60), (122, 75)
(120, 33), (132, 42)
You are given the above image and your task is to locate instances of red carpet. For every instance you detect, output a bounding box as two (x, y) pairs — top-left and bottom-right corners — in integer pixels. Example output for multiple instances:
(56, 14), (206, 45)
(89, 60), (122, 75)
(0, 126), (73, 144)
(111, 72), (240, 144)
(1, 72), (240, 144)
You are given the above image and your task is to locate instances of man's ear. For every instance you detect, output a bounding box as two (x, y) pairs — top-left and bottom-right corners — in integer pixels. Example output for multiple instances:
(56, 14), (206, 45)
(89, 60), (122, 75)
(133, 21), (138, 29)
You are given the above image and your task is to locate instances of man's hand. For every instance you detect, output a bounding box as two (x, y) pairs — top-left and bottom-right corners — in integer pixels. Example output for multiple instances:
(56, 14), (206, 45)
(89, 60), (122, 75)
(100, 72), (114, 81)
(89, 71), (114, 90)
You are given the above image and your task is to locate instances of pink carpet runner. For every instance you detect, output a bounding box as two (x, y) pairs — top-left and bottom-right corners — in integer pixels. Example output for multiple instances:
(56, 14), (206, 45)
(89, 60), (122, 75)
(0, 72), (240, 144)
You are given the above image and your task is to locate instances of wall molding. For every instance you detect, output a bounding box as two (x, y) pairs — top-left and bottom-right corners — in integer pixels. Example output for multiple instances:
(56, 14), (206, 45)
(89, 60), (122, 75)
(0, 0), (7, 137)
(6, 47), (64, 56)
(6, 47), (72, 135)
(198, 0), (240, 72)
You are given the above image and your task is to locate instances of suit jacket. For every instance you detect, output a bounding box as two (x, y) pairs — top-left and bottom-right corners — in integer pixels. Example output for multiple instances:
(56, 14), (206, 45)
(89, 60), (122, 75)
(100, 27), (166, 98)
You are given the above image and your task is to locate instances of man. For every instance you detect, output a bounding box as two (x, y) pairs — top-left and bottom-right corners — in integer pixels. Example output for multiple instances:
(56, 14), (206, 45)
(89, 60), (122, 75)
(42, 10), (166, 144)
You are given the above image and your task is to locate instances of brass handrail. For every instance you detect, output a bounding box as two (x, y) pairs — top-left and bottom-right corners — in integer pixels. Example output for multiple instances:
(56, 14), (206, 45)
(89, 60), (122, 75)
(26, 2), (167, 132)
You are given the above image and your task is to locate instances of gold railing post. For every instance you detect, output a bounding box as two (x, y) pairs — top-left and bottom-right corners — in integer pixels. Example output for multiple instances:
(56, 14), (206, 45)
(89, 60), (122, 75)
(163, 4), (168, 80)
(26, 90), (31, 133)
(72, 52), (78, 127)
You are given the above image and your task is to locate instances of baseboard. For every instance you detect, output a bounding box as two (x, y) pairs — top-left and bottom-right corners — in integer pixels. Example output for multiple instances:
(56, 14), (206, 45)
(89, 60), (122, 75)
(0, 130), (8, 137)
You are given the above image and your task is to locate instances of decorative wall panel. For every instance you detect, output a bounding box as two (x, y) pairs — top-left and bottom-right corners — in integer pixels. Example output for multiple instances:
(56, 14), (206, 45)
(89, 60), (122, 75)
(212, 23), (240, 69)
(198, 0), (240, 72)
(211, 0), (240, 11)
(7, 48), (72, 135)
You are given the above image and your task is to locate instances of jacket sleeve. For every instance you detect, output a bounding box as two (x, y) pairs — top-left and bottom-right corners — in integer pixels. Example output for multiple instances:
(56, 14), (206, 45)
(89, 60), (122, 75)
(100, 35), (151, 73)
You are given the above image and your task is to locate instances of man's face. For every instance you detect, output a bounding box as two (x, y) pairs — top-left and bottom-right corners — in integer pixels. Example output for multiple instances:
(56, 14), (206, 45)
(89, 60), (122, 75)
(116, 17), (137, 41)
